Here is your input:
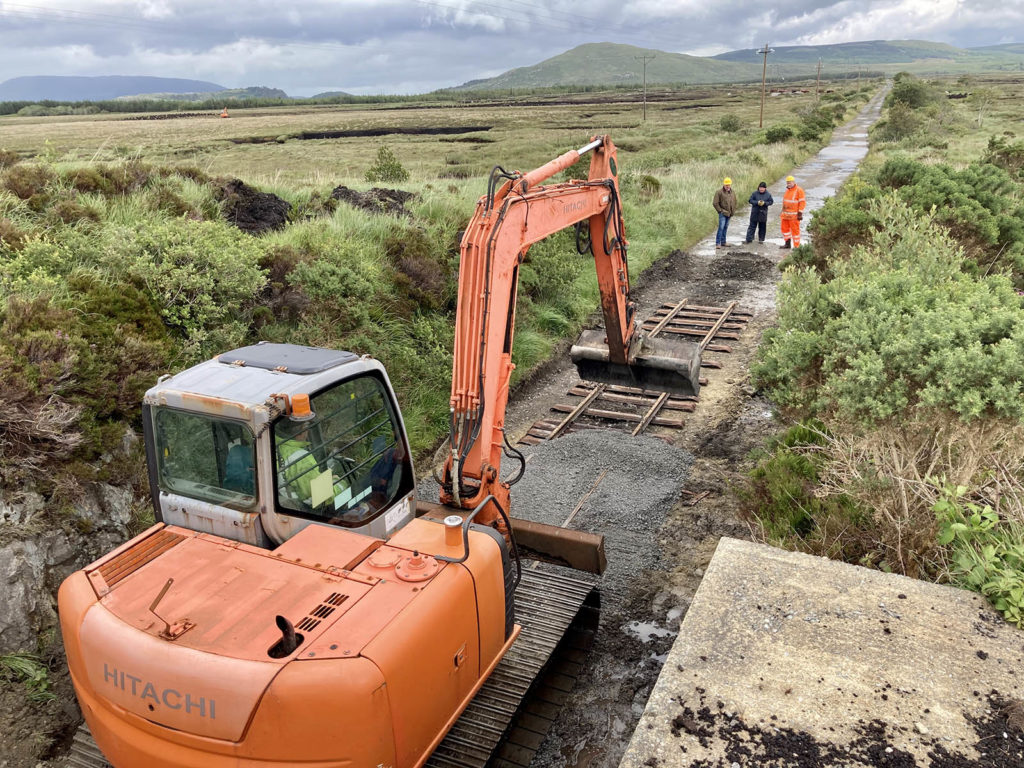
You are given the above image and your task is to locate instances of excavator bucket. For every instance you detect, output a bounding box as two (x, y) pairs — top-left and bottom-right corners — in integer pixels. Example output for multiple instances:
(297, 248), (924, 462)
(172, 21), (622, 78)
(571, 330), (702, 398)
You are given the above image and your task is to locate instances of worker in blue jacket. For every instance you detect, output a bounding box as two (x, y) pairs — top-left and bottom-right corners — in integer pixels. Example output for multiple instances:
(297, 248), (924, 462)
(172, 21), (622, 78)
(744, 182), (774, 244)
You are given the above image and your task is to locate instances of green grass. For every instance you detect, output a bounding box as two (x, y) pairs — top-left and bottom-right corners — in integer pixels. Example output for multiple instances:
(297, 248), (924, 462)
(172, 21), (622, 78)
(0, 653), (55, 702)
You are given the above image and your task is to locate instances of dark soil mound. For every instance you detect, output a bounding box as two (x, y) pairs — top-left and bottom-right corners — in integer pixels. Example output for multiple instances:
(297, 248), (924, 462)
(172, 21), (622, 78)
(331, 185), (413, 217)
(707, 252), (776, 281)
(220, 179), (290, 234)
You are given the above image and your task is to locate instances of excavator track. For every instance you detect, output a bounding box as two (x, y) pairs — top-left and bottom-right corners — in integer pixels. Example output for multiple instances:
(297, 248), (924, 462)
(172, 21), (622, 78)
(65, 566), (597, 768)
(427, 567), (597, 768)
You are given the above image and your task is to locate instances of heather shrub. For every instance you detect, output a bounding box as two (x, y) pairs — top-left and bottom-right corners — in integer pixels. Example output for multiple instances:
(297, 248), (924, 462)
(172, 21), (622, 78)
(3, 164), (55, 200)
(0, 276), (173, 480)
(0, 218), (28, 251)
(383, 227), (453, 313)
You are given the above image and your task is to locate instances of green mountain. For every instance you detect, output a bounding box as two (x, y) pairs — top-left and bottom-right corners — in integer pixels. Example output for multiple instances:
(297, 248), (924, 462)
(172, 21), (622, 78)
(455, 39), (1024, 91)
(714, 39), (971, 66)
(0, 75), (225, 102)
(452, 42), (754, 90)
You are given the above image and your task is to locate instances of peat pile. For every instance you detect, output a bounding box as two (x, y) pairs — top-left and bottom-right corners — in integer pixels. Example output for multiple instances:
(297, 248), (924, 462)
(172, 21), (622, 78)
(331, 185), (413, 217)
(220, 179), (290, 234)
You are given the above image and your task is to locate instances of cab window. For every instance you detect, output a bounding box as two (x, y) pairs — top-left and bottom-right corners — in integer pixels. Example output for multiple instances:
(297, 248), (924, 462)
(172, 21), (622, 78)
(274, 375), (410, 526)
(154, 409), (256, 506)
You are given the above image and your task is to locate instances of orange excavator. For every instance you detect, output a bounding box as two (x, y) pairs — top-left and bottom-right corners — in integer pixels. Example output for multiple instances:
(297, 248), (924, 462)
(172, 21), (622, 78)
(57, 136), (700, 768)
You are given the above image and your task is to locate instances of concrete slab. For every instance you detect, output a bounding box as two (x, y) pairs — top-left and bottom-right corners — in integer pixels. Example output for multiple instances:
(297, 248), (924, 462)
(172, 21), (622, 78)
(618, 537), (1024, 767)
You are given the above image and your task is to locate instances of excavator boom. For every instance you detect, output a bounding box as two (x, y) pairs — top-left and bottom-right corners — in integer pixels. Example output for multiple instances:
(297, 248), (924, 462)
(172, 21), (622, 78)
(442, 136), (700, 516)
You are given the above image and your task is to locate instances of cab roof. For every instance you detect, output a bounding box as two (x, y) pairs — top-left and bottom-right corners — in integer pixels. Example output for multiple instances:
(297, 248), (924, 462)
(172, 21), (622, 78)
(145, 343), (367, 411)
(217, 344), (358, 374)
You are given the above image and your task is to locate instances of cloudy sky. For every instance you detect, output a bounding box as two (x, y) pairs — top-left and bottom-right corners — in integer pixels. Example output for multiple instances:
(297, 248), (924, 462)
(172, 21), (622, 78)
(0, 0), (1020, 95)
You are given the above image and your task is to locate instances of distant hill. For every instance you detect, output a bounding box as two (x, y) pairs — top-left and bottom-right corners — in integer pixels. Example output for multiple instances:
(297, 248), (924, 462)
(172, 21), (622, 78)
(452, 42), (753, 90)
(716, 39), (1024, 77)
(970, 42), (1024, 57)
(455, 39), (1024, 91)
(313, 90), (354, 98)
(114, 86), (289, 102)
(0, 75), (226, 102)
(714, 39), (970, 66)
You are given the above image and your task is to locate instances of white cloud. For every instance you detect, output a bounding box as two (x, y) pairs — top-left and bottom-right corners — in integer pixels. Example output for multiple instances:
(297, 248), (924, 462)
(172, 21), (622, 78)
(0, 0), (1020, 94)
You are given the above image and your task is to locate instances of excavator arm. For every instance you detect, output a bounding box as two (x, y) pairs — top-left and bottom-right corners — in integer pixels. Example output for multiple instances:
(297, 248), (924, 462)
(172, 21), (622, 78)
(440, 136), (700, 520)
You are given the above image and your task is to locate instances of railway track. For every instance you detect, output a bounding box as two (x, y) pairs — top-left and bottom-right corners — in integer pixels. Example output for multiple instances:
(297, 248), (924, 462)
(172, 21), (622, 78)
(65, 567), (597, 768)
(521, 301), (751, 445)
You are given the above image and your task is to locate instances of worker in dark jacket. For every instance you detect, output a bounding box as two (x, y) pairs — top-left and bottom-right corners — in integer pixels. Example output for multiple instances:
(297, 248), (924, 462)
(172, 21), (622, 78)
(744, 182), (774, 244)
(713, 178), (738, 248)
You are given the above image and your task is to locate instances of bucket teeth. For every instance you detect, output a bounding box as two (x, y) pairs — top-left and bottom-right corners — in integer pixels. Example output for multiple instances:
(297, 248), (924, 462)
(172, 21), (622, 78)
(570, 330), (701, 398)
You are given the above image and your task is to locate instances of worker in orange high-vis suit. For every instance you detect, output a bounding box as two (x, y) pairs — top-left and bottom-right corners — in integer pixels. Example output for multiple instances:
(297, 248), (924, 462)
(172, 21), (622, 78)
(779, 175), (806, 249)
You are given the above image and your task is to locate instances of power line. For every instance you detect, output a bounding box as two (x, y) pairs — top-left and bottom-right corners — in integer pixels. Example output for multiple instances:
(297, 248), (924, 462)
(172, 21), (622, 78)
(635, 54), (654, 120)
(757, 42), (773, 128)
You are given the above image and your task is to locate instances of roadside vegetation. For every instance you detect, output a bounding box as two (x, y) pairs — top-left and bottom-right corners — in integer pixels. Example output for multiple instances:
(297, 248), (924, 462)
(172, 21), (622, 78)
(0, 82), (873, 520)
(745, 72), (1024, 626)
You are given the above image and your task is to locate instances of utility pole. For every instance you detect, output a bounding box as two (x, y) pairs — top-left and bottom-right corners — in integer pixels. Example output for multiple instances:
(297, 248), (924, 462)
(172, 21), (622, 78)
(757, 43), (773, 128)
(636, 55), (655, 121)
(816, 58), (822, 100)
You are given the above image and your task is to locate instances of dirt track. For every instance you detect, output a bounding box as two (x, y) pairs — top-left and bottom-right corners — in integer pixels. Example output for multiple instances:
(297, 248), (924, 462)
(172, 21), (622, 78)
(488, 89), (887, 767)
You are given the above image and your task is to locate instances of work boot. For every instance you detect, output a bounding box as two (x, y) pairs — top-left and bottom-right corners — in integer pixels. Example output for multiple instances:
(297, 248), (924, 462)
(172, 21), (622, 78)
(743, 239), (753, 244)
(779, 241), (791, 249)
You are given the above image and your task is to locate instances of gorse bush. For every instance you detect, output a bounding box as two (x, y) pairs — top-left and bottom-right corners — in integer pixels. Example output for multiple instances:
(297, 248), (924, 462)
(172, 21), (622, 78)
(874, 100), (924, 142)
(807, 158), (1024, 286)
(985, 134), (1024, 180)
(755, 198), (1024, 425)
(365, 145), (410, 184)
(103, 219), (267, 357)
(719, 114), (742, 133)
(763, 125), (794, 143)
(796, 106), (837, 142)
(885, 74), (940, 110)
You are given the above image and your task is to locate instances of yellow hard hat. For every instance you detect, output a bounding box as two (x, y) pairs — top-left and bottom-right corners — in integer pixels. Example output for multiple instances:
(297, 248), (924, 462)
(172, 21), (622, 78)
(786, 175), (795, 182)
(723, 177), (732, 185)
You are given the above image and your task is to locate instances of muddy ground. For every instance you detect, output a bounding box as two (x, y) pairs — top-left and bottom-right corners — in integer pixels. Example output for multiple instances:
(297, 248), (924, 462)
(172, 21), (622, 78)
(508, 242), (781, 768)
(470, 91), (887, 767)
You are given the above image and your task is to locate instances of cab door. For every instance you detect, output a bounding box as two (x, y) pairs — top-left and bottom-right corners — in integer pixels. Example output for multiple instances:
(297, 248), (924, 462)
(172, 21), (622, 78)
(260, 371), (416, 545)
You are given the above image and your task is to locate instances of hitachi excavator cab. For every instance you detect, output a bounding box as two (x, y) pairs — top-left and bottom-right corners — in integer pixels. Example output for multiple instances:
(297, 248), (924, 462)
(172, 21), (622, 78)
(59, 342), (524, 768)
(141, 342), (417, 545)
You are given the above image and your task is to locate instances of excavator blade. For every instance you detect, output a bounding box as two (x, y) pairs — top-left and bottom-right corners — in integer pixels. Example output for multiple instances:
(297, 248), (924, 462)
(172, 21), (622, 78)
(570, 330), (702, 398)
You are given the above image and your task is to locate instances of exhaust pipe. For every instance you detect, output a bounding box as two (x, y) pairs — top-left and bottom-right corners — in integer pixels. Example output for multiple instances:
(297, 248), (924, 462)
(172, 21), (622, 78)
(268, 615), (303, 658)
